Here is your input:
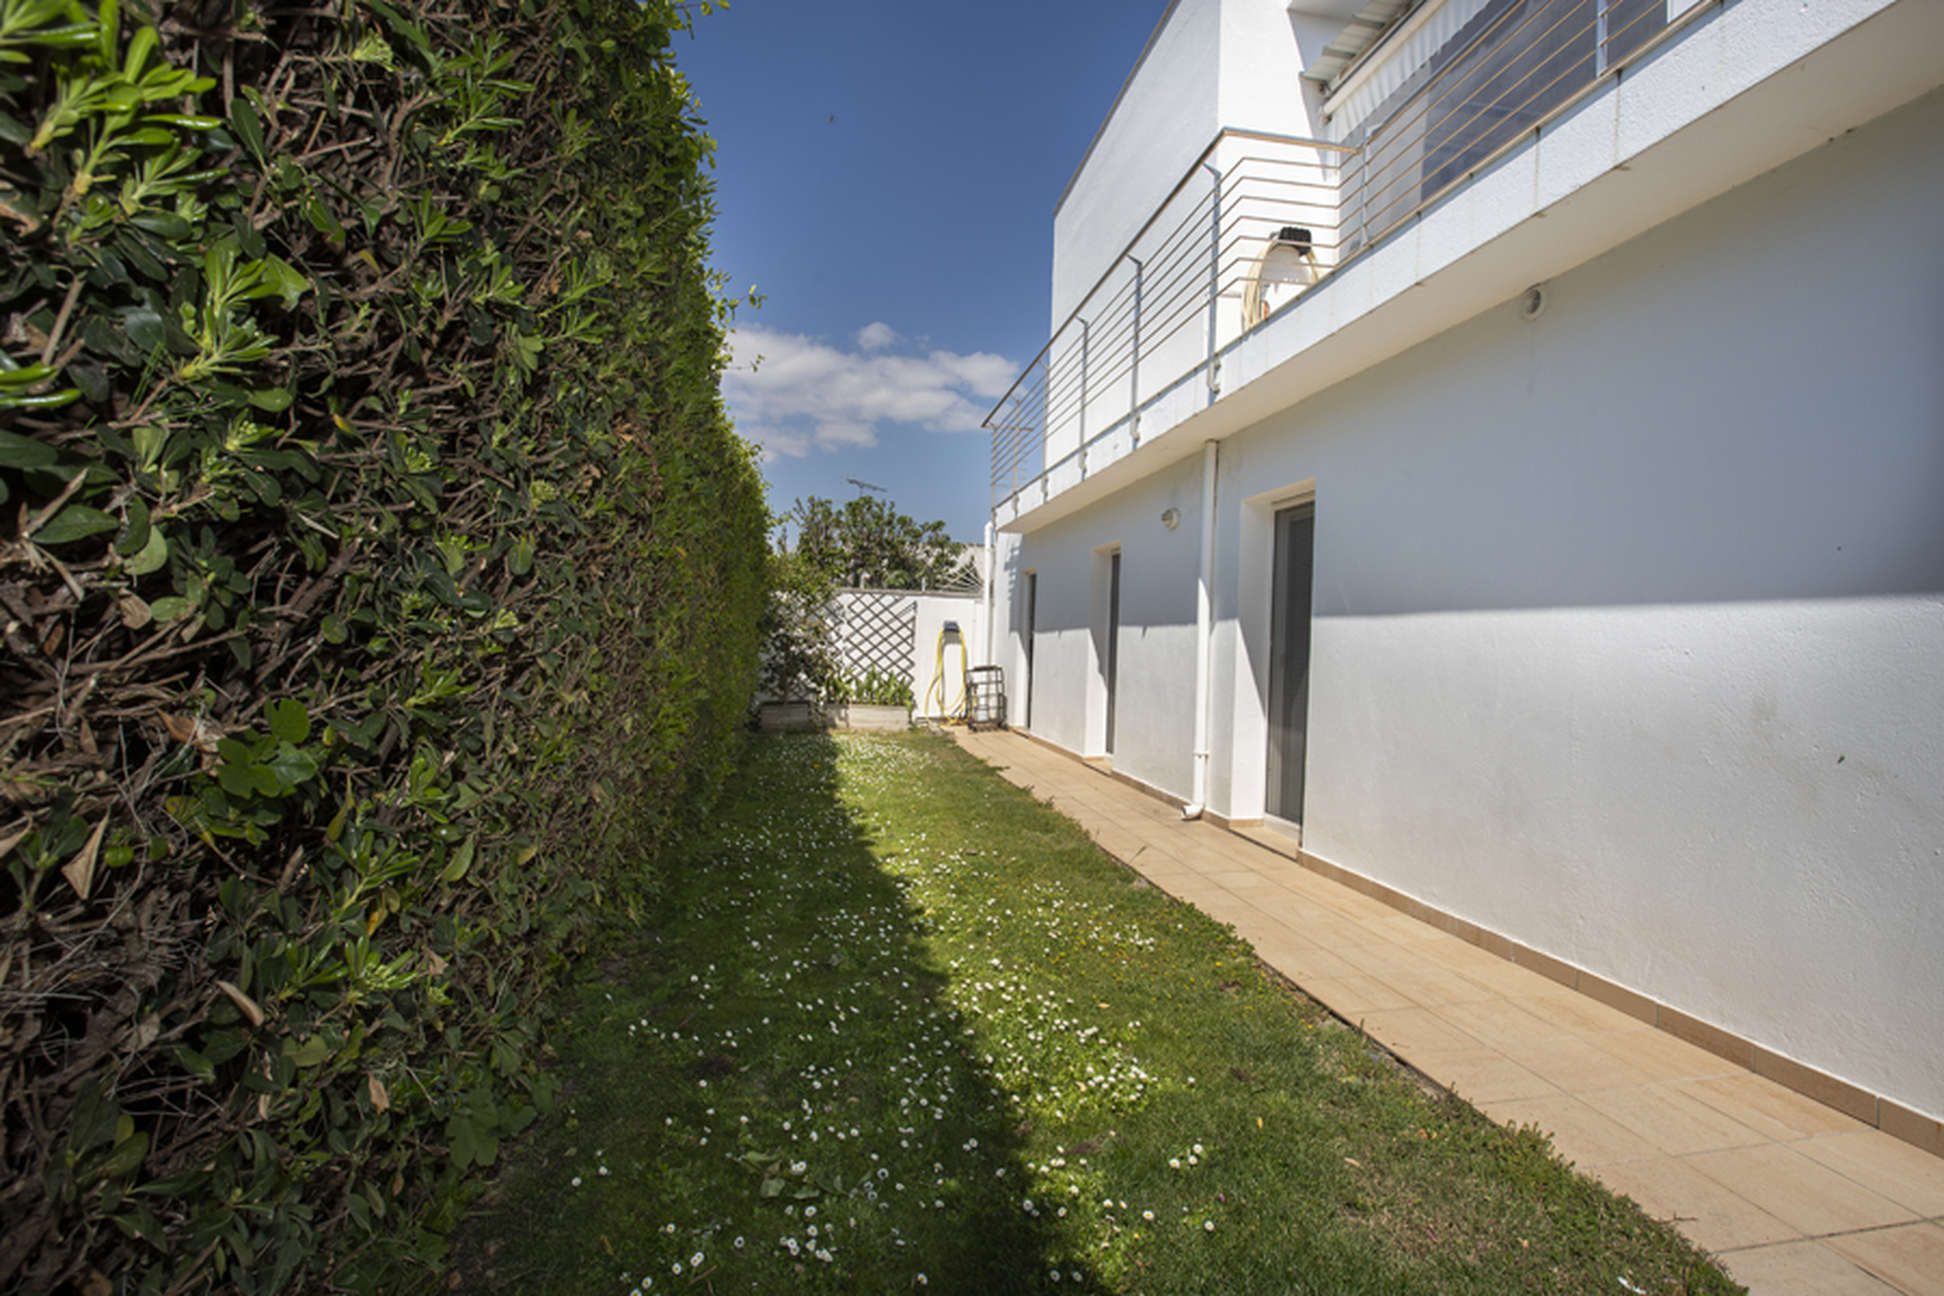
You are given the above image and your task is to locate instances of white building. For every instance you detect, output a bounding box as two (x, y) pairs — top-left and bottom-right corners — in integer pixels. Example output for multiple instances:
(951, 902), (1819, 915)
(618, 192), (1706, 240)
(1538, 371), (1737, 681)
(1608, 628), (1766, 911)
(983, 0), (1944, 1152)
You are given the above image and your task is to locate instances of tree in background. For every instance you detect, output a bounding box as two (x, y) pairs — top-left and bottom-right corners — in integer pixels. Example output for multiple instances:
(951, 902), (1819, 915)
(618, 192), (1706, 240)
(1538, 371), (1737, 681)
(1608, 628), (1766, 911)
(760, 494), (970, 704)
(788, 495), (963, 590)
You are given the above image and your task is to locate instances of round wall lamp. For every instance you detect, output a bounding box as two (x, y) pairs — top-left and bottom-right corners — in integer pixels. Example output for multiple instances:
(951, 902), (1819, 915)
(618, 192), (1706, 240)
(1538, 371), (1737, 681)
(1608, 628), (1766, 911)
(1161, 507), (1181, 531)
(1521, 283), (1548, 321)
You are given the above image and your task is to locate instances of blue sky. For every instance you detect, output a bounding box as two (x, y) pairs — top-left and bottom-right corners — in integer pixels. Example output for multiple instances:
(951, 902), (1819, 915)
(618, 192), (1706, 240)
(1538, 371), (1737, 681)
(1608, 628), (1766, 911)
(675, 0), (1167, 541)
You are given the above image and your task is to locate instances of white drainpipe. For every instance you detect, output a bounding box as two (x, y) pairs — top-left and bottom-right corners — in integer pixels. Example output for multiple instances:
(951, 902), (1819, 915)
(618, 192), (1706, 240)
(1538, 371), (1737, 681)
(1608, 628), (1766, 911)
(982, 520), (997, 667)
(1183, 439), (1218, 820)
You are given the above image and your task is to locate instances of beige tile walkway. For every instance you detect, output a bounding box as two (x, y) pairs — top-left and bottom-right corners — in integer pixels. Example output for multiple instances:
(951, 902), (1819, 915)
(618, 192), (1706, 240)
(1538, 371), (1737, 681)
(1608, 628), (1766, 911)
(952, 728), (1944, 1296)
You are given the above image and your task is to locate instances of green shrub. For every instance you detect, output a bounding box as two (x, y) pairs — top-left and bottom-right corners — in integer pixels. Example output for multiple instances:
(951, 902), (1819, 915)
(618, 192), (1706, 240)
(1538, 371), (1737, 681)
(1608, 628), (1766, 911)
(0, 0), (765, 1290)
(758, 548), (838, 704)
(831, 666), (915, 709)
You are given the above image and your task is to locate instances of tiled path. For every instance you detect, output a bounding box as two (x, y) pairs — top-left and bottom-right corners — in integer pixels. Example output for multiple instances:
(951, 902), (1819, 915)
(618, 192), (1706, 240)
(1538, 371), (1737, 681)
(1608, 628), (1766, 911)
(951, 728), (1944, 1296)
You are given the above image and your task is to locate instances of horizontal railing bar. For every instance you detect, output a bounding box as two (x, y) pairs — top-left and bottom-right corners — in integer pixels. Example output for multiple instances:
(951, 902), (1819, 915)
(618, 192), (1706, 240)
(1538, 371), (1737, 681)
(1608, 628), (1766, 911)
(1349, 0), (1719, 265)
(1338, 4), (1607, 222)
(983, 125), (1347, 426)
(1348, 1), (1671, 222)
(1021, 201), (1344, 433)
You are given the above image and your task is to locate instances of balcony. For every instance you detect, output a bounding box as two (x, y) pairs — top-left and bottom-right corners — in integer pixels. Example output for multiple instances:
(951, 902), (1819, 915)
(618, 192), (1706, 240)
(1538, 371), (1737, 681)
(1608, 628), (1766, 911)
(988, 0), (1720, 526)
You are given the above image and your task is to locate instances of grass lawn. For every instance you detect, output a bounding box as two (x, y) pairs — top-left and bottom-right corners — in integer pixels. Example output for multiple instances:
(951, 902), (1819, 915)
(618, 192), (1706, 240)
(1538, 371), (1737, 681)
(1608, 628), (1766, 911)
(458, 732), (1742, 1295)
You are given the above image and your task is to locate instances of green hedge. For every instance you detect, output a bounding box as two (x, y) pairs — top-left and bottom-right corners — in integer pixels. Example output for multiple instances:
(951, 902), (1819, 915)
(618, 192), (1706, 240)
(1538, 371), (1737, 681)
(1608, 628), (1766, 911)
(0, 0), (767, 1290)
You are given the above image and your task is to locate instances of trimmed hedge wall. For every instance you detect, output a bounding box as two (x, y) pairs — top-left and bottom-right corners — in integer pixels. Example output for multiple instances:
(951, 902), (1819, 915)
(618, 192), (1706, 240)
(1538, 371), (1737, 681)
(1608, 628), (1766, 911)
(0, 1), (767, 1290)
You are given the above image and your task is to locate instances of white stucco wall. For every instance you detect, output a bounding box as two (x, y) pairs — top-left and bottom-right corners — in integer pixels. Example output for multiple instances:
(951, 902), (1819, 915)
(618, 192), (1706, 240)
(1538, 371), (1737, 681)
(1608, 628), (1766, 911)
(1225, 0), (1330, 136)
(909, 592), (989, 721)
(1049, 0), (1341, 330)
(1039, 0), (1348, 479)
(1004, 86), (1944, 1120)
(1051, 0), (1221, 330)
(1008, 454), (1205, 795)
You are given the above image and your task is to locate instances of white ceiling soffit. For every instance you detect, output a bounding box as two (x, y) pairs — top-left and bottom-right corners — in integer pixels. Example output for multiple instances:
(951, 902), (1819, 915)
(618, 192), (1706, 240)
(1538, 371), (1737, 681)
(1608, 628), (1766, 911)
(1317, 0), (1497, 135)
(1291, 0), (1418, 92)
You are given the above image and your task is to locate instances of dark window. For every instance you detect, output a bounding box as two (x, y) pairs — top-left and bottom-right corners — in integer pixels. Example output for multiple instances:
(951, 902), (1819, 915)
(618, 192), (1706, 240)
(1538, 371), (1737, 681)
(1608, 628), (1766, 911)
(1022, 572), (1037, 728)
(1424, 0), (1598, 197)
(1348, 0), (1670, 244)
(1266, 503), (1315, 824)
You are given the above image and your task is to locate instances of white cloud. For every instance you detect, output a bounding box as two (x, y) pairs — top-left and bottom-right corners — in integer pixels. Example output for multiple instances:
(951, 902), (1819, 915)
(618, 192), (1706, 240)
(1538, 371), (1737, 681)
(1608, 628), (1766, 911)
(856, 321), (898, 351)
(723, 324), (1016, 463)
(812, 419), (877, 449)
(927, 349), (1016, 400)
(754, 428), (813, 460)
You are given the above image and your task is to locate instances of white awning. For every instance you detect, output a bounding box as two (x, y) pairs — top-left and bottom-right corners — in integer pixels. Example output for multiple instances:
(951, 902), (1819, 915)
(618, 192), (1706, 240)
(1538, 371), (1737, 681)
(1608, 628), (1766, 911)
(1293, 0), (1419, 92)
(1317, 0), (1498, 137)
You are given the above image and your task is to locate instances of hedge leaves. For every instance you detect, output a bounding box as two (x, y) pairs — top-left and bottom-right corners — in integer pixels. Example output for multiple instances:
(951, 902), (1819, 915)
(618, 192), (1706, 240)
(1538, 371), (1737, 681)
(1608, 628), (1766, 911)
(1, 0), (766, 1290)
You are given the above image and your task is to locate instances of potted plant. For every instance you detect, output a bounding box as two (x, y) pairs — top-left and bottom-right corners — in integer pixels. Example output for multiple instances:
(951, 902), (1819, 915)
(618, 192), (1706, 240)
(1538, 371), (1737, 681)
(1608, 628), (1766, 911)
(827, 667), (914, 731)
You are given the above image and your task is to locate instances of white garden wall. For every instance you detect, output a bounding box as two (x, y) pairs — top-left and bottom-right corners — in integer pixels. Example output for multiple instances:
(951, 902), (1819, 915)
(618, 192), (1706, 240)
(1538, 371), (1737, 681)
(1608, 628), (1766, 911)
(827, 588), (991, 723)
(909, 591), (989, 722)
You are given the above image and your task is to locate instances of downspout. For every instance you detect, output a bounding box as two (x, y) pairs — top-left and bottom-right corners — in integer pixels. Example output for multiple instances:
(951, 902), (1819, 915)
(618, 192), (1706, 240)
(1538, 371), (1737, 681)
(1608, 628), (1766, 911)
(1183, 439), (1218, 820)
(982, 520), (997, 667)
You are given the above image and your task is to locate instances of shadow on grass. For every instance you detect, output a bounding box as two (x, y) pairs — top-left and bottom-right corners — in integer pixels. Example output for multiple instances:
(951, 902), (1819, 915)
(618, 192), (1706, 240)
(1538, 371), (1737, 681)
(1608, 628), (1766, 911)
(456, 733), (1109, 1296)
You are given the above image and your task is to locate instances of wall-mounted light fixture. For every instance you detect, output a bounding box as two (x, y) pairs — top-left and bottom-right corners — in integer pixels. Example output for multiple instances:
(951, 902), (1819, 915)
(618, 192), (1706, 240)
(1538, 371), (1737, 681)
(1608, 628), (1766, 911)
(1161, 507), (1181, 530)
(1521, 283), (1548, 320)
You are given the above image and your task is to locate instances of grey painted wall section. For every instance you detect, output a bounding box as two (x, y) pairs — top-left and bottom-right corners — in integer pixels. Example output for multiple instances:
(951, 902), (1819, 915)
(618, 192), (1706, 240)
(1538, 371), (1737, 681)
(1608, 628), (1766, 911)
(1004, 87), (1944, 1120)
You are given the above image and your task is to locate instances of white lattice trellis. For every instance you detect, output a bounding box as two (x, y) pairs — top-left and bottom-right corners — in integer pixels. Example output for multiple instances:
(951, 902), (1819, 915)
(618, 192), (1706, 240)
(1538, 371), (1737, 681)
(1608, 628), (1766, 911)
(830, 591), (917, 682)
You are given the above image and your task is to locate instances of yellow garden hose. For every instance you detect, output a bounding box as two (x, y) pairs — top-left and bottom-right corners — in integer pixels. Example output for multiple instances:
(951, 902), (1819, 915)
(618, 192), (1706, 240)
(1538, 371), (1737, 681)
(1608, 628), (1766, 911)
(924, 622), (970, 724)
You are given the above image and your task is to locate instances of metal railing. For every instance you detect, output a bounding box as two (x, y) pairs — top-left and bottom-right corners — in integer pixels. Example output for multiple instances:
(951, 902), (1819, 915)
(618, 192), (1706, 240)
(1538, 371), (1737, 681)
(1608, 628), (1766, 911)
(988, 130), (1351, 507)
(988, 0), (1714, 514)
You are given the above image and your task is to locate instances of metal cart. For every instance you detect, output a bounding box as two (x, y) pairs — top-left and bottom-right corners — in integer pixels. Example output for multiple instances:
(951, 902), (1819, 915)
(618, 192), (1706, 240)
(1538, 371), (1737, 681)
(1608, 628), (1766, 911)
(965, 666), (1007, 730)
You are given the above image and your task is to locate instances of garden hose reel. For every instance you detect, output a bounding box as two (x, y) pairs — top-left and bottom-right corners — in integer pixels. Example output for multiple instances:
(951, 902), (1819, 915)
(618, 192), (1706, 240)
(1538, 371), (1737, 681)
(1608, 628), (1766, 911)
(925, 621), (970, 723)
(924, 621), (1006, 728)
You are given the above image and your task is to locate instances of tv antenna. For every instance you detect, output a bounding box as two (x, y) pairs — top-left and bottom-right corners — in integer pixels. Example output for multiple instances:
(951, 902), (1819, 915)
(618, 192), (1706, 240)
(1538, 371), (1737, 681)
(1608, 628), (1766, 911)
(846, 477), (886, 497)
